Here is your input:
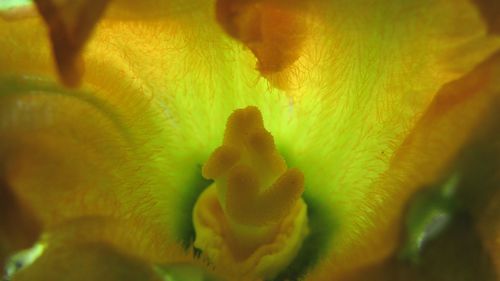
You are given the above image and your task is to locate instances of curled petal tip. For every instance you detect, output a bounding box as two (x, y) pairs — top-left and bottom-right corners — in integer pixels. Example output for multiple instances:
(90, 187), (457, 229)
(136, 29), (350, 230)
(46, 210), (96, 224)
(216, 0), (307, 74)
(33, 0), (110, 87)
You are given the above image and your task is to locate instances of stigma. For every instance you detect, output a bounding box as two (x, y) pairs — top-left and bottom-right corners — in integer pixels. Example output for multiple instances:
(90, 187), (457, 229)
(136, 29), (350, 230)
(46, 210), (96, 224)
(193, 106), (309, 279)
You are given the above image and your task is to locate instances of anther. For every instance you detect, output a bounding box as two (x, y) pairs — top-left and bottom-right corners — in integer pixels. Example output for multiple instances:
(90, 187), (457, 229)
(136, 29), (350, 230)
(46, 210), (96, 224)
(203, 106), (304, 226)
(202, 145), (241, 179)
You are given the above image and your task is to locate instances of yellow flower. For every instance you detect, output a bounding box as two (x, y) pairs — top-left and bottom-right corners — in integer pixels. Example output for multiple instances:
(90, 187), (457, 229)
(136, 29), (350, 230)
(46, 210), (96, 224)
(0, 0), (499, 280)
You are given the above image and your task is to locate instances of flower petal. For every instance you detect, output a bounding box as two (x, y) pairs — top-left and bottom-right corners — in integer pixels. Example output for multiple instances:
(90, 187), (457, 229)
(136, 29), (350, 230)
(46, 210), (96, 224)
(0, 14), (216, 257)
(41, 217), (195, 265)
(0, 0), (35, 20)
(0, 77), (133, 224)
(106, 0), (208, 19)
(11, 241), (161, 281)
(262, 0), (500, 276)
(306, 49), (500, 279)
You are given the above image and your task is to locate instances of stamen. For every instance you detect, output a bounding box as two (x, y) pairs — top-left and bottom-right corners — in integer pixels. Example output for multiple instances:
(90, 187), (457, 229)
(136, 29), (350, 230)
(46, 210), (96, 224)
(203, 106), (304, 226)
(193, 106), (308, 279)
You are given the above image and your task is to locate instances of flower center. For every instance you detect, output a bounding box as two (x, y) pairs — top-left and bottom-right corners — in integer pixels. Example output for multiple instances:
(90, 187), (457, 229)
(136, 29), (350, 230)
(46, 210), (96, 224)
(193, 106), (309, 279)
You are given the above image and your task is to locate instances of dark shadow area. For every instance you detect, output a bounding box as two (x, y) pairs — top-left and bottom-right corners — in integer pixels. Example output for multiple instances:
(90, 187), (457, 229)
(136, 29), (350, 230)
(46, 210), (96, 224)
(0, 177), (41, 269)
(345, 213), (497, 281)
(473, 0), (500, 35)
(344, 101), (500, 281)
